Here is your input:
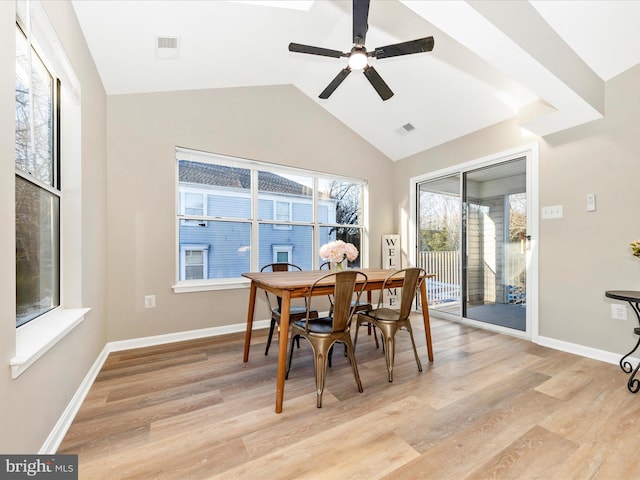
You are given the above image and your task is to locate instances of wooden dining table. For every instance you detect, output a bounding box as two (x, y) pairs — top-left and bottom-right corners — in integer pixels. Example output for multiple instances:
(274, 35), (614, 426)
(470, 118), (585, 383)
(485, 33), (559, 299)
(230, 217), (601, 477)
(242, 268), (436, 413)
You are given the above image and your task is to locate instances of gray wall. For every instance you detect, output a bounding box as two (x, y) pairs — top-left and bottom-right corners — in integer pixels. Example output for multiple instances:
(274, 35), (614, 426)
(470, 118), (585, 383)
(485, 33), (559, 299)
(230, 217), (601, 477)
(393, 63), (640, 356)
(0, 1), (108, 452)
(106, 85), (394, 342)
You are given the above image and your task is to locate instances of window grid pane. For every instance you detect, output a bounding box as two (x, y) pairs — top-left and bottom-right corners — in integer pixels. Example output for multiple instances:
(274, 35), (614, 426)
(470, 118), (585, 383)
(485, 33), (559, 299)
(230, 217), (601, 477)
(177, 150), (366, 280)
(15, 177), (60, 327)
(15, 26), (55, 187)
(15, 22), (60, 328)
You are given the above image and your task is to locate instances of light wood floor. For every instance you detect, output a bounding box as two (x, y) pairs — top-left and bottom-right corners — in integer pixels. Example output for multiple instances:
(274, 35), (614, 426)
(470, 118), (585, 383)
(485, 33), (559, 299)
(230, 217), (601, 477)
(58, 316), (640, 479)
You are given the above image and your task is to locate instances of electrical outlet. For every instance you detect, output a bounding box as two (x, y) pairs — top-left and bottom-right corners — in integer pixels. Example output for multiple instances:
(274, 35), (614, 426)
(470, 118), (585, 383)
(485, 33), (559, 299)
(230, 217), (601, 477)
(611, 303), (627, 320)
(144, 295), (156, 309)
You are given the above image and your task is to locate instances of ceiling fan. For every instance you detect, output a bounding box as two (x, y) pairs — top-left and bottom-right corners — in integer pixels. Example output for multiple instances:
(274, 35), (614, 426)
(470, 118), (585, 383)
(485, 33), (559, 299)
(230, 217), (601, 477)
(288, 0), (434, 101)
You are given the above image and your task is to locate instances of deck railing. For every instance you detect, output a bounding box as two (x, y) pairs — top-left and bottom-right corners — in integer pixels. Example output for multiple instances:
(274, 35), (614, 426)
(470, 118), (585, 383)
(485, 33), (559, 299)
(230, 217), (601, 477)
(417, 250), (460, 305)
(417, 249), (525, 305)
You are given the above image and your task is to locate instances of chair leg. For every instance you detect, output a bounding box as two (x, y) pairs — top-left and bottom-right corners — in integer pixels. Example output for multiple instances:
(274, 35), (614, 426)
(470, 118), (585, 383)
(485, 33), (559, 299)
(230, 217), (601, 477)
(285, 331), (298, 379)
(377, 323), (400, 383)
(383, 333), (396, 382)
(312, 344), (330, 408)
(265, 317), (276, 355)
(344, 337), (363, 393)
(405, 322), (423, 373)
(353, 320), (361, 351)
(372, 325), (379, 349)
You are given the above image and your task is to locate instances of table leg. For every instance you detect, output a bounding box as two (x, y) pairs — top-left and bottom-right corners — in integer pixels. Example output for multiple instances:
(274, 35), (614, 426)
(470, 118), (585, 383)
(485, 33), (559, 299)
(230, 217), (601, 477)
(621, 300), (640, 393)
(275, 291), (291, 413)
(628, 361), (640, 393)
(243, 282), (257, 363)
(419, 280), (434, 362)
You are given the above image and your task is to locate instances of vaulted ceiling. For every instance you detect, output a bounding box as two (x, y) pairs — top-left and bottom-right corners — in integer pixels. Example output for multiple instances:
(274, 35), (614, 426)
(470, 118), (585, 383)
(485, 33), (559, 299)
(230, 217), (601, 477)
(71, 0), (640, 161)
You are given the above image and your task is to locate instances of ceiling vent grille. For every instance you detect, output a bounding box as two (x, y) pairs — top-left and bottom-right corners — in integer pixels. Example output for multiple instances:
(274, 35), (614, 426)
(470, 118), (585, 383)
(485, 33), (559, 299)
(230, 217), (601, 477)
(156, 36), (179, 59)
(402, 123), (415, 132)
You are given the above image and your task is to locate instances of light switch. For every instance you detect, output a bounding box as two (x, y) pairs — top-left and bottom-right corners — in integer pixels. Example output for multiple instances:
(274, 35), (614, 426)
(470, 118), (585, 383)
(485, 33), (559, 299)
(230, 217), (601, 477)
(586, 193), (596, 212)
(541, 205), (563, 219)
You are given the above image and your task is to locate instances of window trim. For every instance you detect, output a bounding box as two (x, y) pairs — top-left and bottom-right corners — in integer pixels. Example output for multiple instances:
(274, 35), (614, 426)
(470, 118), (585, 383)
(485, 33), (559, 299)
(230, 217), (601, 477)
(273, 200), (292, 230)
(15, 20), (62, 328)
(11, 0), (86, 377)
(173, 147), (368, 293)
(272, 245), (293, 263)
(179, 244), (209, 281)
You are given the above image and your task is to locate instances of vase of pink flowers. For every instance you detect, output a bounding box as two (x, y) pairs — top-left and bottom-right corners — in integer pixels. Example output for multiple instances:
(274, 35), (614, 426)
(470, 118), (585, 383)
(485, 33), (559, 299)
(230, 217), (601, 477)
(319, 240), (359, 271)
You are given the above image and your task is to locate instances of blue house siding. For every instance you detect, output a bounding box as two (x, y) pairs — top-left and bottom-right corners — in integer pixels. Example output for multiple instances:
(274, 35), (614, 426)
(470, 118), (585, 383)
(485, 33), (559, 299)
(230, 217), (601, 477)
(208, 193), (250, 218)
(177, 159), (358, 280)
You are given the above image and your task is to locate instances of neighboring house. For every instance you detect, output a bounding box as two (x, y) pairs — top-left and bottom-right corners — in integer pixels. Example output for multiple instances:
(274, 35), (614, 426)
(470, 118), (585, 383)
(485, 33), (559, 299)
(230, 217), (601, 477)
(177, 160), (338, 280)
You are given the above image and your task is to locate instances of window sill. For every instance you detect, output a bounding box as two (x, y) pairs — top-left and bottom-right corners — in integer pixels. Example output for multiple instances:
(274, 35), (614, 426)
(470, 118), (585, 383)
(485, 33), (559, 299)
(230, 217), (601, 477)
(172, 278), (250, 293)
(11, 307), (91, 379)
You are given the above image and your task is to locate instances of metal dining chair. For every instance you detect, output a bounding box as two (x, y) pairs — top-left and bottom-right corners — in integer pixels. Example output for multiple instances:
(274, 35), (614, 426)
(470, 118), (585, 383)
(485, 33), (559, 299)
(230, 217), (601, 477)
(320, 261), (373, 316)
(354, 267), (426, 382)
(286, 270), (368, 407)
(261, 262), (318, 355)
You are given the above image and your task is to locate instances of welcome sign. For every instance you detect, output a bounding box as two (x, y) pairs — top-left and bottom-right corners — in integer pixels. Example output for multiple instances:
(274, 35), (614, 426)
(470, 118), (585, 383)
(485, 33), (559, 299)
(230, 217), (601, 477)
(382, 234), (401, 307)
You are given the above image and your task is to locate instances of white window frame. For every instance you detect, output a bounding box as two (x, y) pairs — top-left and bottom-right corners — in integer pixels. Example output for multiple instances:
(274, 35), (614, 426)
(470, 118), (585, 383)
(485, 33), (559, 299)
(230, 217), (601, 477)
(173, 147), (369, 293)
(179, 187), (207, 227)
(180, 244), (209, 281)
(272, 245), (293, 263)
(11, 0), (88, 379)
(273, 200), (292, 230)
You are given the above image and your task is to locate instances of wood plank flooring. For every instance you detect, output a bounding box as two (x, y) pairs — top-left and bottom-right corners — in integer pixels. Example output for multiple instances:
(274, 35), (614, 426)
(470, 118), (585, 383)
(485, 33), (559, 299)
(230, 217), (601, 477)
(58, 317), (640, 479)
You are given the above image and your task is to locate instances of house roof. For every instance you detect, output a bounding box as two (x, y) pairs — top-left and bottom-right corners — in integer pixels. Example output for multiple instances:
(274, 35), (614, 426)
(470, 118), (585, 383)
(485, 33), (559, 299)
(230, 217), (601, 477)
(179, 160), (312, 196)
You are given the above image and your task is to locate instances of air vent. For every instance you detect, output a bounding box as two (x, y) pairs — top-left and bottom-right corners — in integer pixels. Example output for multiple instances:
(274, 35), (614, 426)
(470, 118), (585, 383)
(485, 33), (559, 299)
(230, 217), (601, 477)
(155, 36), (179, 59)
(402, 123), (415, 132)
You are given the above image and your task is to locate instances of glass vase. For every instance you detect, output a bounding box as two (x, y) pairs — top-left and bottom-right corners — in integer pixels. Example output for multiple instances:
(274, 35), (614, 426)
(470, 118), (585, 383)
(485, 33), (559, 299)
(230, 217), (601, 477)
(330, 259), (346, 271)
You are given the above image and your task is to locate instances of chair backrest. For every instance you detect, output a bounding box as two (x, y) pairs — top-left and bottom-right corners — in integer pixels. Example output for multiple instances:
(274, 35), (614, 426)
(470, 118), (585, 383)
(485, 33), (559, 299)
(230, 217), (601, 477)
(260, 263), (303, 310)
(307, 270), (367, 332)
(380, 268), (426, 320)
(260, 262), (302, 273)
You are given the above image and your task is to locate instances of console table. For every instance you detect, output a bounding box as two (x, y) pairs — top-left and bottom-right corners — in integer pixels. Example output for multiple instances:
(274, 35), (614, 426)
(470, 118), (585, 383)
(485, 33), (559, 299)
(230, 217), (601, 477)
(605, 290), (640, 393)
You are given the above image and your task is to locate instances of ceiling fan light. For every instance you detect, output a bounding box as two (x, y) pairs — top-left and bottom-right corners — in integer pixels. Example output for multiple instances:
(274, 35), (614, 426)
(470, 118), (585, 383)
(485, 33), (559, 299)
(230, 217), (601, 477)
(348, 51), (368, 70)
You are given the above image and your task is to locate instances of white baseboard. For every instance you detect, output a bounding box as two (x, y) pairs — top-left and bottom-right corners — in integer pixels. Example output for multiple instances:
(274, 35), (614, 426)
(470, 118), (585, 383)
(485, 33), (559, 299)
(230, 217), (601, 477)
(42, 319), (270, 453)
(537, 335), (632, 366)
(40, 344), (110, 454)
(108, 319), (270, 352)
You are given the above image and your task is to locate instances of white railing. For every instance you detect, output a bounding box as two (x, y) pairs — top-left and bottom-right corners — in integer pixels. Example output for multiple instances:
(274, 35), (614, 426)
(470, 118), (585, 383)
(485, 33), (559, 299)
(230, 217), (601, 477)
(417, 251), (460, 305)
(418, 249), (526, 305)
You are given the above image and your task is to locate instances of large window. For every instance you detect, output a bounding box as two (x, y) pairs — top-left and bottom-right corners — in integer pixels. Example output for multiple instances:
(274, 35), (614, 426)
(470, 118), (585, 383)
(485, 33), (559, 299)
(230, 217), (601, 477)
(175, 148), (367, 285)
(15, 21), (61, 327)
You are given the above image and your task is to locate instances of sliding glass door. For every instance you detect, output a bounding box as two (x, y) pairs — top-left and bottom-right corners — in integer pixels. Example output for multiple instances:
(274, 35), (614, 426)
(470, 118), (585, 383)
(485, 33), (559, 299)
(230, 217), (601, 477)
(416, 156), (530, 334)
(417, 175), (462, 315)
(463, 158), (527, 331)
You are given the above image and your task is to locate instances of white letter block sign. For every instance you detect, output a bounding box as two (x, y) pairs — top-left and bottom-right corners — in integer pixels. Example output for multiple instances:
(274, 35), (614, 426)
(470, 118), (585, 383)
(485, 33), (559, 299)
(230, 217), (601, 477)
(382, 234), (401, 307)
(382, 234), (400, 270)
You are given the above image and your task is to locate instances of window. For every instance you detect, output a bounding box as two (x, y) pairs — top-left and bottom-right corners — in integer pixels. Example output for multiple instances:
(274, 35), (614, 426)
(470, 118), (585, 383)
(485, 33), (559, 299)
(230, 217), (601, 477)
(184, 192), (204, 216)
(11, 0), (87, 379)
(15, 21), (60, 328)
(273, 201), (292, 229)
(179, 189), (207, 226)
(273, 245), (293, 263)
(174, 148), (367, 289)
(180, 245), (209, 280)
